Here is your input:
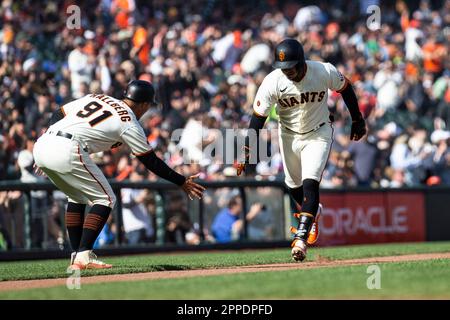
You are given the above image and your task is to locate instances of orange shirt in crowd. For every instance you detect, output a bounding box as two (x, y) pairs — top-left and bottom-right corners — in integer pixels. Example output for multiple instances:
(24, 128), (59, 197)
(445, 87), (450, 103)
(112, 0), (133, 29)
(132, 26), (150, 66)
(422, 41), (446, 74)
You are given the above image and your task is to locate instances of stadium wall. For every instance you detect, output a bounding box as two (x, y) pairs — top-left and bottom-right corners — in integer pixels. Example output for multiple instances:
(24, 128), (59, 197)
(0, 181), (449, 261)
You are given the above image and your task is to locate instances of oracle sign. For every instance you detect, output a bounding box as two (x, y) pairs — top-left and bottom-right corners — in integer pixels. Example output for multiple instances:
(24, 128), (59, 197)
(317, 192), (426, 246)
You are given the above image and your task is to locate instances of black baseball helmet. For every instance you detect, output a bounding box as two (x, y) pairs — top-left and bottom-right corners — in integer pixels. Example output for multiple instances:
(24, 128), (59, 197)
(123, 80), (157, 105)
(272, 39), (305, 69)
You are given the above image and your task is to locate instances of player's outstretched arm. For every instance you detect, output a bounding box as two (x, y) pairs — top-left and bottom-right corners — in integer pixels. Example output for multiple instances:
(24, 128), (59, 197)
(136, 151), (205, 200)
(339, 82), (367, 141)
(235, 113), (267, 176)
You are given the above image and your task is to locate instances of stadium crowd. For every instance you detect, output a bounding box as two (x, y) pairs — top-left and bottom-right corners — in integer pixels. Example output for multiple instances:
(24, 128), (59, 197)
(0, 0), (449, 249)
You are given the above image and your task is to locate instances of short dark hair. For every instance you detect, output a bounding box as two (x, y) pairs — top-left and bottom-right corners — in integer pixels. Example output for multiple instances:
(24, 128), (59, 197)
(228, 196), (241, 208)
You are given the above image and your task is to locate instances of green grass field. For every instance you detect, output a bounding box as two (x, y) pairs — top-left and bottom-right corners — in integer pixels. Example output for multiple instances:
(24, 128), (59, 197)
(1, 242), (450, 299)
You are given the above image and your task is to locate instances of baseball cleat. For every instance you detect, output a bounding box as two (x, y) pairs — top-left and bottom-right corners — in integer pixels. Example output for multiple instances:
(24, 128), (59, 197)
(291, 239), (307, 262)
(70, 251), (76, 265)
(72, 250), (112, 269)
(307, 203), (323, 245)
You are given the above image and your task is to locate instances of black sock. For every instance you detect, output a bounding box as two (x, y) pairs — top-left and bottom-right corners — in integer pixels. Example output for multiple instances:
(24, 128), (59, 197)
(288, 186), (304, 210)
(65, 202), (86, 252)
(301, 179), (320, 217)
(293, 179), (320, 241)
(78, 204), (111, 252)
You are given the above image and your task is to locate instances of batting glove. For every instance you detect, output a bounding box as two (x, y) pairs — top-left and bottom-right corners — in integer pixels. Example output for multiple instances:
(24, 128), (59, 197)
(350, 117), (367, 141)
(234, 146), (251, 176)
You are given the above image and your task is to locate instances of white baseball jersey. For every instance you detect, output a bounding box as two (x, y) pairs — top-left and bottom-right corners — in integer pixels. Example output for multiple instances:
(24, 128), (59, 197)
(253, 60), (348, 133)
(33, 94), (151, 208)
(252, 60), (347, 186)
(49, 94), (151, 156)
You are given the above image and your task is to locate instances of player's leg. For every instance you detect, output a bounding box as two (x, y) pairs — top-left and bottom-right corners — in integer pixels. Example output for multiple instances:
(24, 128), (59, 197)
(279, 131), (307, 238)
(298, 125), (332, 247)
(278, 131), (309, 261)
(278, 130), (303, 191)
(34, 137), (90, 264)
(70, 145), (116, 269)
(288, 185), (303, 210)
(41, 169), (89, 265)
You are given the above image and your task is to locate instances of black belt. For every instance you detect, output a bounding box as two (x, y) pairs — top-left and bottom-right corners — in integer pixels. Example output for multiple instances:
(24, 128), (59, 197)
(56, 131), (73, 139)
(284, 122), (326, 135)
(48, 130), (88, 152)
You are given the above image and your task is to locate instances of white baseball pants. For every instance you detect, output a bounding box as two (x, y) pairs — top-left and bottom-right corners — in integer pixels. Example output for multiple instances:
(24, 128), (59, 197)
(33, 132), (116, 208)
(279, 123), (333, 188)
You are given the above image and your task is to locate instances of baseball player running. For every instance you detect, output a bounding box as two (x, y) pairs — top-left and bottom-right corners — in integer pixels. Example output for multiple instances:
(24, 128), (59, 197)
(33, 80), (205, 269)
(236, 39), (366, 261)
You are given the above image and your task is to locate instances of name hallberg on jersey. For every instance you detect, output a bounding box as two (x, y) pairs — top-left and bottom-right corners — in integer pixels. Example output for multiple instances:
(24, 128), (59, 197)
(278, 91), (326, 108)
(89, 94), (131, 122)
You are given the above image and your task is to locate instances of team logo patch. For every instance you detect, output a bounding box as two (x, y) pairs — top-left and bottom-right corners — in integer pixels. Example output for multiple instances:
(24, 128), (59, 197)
(279, 50), (285, 61)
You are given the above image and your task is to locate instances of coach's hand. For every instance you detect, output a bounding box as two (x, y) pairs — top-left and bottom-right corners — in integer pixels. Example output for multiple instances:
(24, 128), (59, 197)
(182, 174), (206, 200)
(350, 117), (367, 141)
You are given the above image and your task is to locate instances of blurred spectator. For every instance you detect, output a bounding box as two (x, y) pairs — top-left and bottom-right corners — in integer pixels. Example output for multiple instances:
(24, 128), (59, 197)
(165, 192), (192, 244)
(248, 204), (275, 240)
(346, 135), (378, 186)
(430, 129), (450, 184)
(121, 172), (154, 245)
(68, 37), (94, 98)
(17, 137), (53, 248)
(94, 214), (116, 248)
(211, 196), (263, 243)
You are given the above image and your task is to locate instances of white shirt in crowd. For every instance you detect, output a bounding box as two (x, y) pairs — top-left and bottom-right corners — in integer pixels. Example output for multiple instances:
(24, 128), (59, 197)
(121, 188), (154, 236)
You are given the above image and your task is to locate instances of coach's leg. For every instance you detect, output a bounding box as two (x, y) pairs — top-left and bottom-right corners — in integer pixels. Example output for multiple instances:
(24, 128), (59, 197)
(41, 169), (90, 253)
(78, 204), (112, 251)
(65, 202), (86, 252)
(72, 147), (117, 252)
(70, 146), (116, 268)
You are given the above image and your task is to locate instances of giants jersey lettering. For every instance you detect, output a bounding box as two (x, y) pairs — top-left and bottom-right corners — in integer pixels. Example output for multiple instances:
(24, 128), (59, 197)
(253, 60), (348, 133)
(48, 94), (151, 155)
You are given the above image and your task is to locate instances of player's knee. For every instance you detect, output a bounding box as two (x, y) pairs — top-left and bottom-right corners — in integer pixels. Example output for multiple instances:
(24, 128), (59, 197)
(108, 193), (117, 209)
(285, 178), (301, 189)
(93, 193), (116, 209)
(303, 178), (319, 192)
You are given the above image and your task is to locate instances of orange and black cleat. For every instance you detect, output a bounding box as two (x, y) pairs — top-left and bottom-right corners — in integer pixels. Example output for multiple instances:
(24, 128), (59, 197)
(306, 204), (322, 245)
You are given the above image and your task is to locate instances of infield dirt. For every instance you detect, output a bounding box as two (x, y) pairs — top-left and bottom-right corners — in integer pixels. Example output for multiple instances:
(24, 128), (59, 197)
(1, 252), (449, 292)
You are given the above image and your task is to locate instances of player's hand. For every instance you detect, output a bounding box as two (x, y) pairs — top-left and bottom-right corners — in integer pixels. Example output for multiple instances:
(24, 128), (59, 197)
(182, 174), (206, 200)
(350, 117), (367, 141)
(33, 163), (46, 177)
(234, 161), (246, 176)
(234, 146), (251, 176)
